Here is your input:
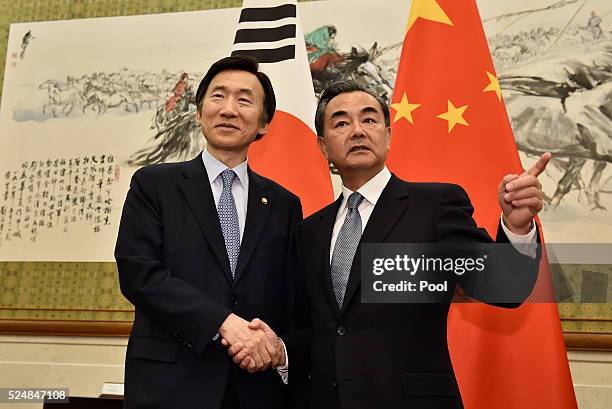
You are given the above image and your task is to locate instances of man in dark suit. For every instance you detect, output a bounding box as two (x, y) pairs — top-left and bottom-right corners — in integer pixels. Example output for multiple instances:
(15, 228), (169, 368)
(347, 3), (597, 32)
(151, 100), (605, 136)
(230, 80), (550, 408)
(115, 56), (300, 409)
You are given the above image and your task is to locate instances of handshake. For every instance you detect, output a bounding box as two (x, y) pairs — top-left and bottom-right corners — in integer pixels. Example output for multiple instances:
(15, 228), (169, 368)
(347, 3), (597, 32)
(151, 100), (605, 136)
(219, 313), (286, 373)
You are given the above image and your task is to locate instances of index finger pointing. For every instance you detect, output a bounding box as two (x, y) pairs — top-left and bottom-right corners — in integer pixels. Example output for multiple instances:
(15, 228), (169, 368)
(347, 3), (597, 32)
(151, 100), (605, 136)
(524, 152), (551, 177)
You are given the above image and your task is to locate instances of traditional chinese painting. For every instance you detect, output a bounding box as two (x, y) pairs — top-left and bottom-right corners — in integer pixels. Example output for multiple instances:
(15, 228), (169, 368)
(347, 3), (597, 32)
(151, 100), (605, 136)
(478, 0), (612, 244)
(0, 0), (409, 261)
(1, 0), (609, 262)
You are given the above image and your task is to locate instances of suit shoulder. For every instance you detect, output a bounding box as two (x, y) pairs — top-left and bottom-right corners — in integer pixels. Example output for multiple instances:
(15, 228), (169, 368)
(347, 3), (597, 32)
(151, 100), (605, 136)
(131, 161), (192, 186)
(404, 181), (468, 199)
(133, 161), (187, 178)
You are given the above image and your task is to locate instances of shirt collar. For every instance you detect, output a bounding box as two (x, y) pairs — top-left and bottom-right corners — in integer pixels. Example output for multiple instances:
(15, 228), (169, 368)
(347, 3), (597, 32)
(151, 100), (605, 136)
(339, 166), (391, 209)
(201, 149), (248, 188)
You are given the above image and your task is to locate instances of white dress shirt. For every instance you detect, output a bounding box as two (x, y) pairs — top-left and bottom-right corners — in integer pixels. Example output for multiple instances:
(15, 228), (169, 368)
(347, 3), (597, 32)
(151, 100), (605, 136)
(201, 149), (248, 240)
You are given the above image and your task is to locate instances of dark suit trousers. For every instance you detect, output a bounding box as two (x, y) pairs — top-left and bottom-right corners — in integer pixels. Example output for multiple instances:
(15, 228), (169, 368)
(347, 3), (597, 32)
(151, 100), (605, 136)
(221, 368), (241, 409)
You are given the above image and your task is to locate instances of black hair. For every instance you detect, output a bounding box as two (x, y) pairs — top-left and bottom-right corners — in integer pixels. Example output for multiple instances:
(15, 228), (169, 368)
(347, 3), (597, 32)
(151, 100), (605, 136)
(195, 56), (276, 140)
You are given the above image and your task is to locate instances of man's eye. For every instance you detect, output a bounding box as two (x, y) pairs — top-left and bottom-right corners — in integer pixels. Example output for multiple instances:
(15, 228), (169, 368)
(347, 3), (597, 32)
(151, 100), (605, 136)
(211, 94), (223, 99)
(335, 121), (348, 128)
(364, 118), (376, 124)
(238, 98), (252, 104)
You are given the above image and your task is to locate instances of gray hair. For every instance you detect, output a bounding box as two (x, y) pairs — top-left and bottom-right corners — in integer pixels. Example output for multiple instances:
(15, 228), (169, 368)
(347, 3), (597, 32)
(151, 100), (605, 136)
(314, 80), (390, 137)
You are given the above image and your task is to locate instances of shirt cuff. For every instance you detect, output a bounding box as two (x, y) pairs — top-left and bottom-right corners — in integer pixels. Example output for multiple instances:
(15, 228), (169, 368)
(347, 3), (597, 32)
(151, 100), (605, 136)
(276, 337), (288, 385)
(500, 214), (537, 258)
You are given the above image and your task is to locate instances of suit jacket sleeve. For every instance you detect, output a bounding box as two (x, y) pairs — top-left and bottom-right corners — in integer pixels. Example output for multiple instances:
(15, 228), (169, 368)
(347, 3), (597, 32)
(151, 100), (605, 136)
(283, 221), (313, 383)
(115, 168), (231, 355)
(434, 184), (540, 307)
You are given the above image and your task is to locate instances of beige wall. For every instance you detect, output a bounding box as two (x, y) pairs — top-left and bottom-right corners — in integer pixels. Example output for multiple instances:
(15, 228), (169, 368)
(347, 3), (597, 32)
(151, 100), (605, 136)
(0, 335), (126, 409)
(0, 335), (610, 409)
(568, 350), (612, 409)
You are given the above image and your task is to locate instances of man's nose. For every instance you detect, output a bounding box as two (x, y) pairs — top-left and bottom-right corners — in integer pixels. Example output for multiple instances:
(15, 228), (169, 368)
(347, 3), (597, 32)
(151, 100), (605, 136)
(350, 122), (366, 138)
(219, 97), (238, 117)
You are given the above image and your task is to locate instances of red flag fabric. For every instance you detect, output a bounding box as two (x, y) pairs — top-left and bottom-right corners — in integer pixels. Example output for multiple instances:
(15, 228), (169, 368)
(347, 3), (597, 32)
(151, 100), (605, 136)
(231, 0), (333, 216)
(386, 0), (577, 408)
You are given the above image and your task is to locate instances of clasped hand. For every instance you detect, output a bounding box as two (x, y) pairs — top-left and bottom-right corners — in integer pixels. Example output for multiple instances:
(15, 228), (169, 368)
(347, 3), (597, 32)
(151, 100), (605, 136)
(219, 313), (285, 373)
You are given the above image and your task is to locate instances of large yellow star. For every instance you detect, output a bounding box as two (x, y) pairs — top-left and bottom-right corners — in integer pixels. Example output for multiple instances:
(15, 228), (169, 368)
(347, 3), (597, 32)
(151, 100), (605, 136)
(407, 0), (454, 32)
(436, 100), (469, 133)
(391, 93), (421, 124)
(483, 71), (502, 101)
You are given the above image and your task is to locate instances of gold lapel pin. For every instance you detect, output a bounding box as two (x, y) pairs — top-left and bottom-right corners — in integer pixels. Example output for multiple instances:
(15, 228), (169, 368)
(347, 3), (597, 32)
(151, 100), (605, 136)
(261, 197), (268, 205)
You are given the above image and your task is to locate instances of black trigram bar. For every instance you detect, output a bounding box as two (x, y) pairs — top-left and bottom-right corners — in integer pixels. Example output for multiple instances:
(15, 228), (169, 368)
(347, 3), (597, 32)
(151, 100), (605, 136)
(232, 45), (295, 63)
(234, 24), (296, 44)
(238, 4), (297, 22)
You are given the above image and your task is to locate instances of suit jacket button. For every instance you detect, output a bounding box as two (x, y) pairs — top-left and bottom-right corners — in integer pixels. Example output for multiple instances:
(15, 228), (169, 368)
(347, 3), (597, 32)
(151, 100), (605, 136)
(332, 381), (337, 388)
(230, 295), (239, 305)
(336, 326), (346, 336)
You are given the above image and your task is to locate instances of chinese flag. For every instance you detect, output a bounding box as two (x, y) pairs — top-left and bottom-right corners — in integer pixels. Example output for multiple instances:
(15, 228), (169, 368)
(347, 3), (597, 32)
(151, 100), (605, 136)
(231, 0), (333, 216)
(386, 1), (577, 408)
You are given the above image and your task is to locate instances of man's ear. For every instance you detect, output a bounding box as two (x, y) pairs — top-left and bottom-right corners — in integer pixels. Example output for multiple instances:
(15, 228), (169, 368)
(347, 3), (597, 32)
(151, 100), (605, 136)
(195, 107), (202, 125)
(385, 127), (392, 150)
(317, 136), (329, 160)
(257, 121), (269, 137)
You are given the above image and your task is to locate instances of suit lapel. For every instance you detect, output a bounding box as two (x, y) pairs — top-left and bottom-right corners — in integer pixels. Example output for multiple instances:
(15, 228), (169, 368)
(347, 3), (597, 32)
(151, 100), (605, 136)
(319, 196), (344, 318)
(178, 156), (233, 285)
(233, 169), (271, 284)
(339, 175), (412, 316)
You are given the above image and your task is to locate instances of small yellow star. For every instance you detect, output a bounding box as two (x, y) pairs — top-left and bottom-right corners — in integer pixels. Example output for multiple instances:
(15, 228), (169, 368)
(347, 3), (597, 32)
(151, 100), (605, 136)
(391, 93), (421, 124)
(407, 0), (454, 32)
(436, 100), (469, 133)
(483, 71), (502, 101)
